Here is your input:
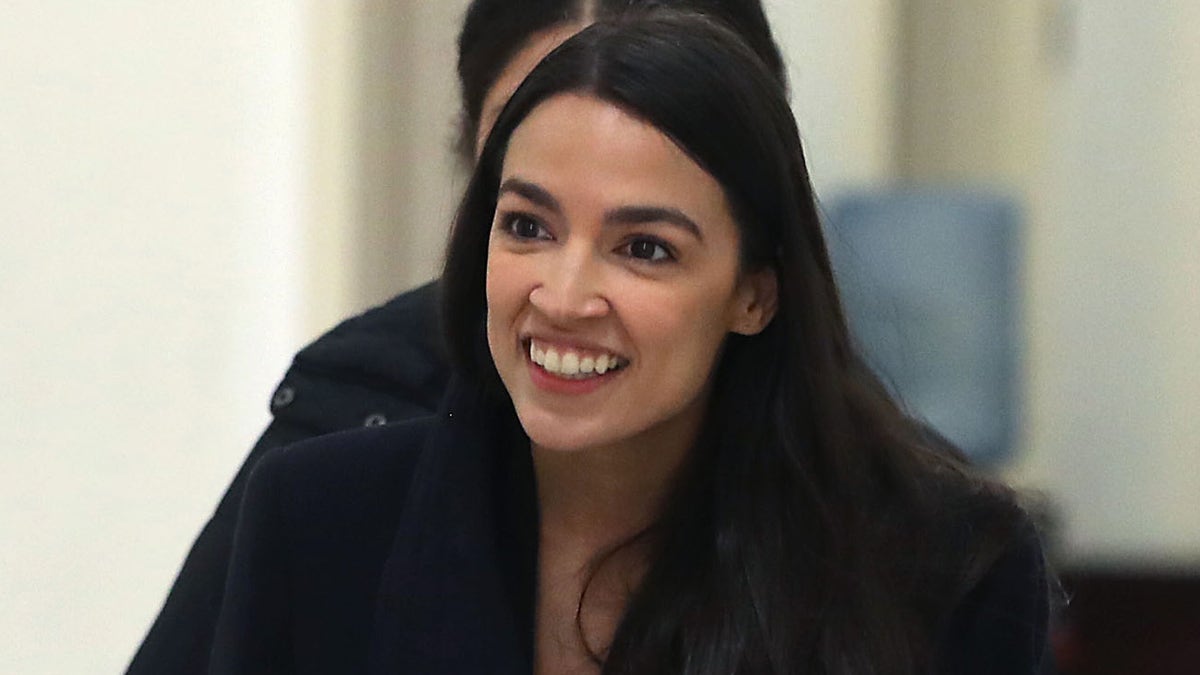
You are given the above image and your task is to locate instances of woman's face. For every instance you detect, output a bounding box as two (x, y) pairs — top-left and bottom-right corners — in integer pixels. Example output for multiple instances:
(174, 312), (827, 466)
(485, 93), (776, 455)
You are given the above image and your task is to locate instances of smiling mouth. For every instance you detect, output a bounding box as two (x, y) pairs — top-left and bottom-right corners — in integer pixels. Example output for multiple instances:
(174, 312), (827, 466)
(525, 338), (629, 380)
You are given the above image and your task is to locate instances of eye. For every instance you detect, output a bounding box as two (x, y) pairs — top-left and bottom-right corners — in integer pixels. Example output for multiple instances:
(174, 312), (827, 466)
(501, 213), (551, 241)
(622, 237), (674, 263)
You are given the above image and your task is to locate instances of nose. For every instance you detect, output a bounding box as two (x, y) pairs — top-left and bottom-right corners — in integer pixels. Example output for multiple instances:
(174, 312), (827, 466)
(528, 248), (610, 322)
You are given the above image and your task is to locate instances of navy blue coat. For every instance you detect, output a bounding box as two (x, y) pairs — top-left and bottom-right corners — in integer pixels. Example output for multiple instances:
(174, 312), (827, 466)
(206, 380), (1052, 674)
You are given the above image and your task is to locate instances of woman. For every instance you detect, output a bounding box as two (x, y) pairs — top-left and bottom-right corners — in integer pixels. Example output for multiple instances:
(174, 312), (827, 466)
(210, 12), (1050, 674)
(126, 3), (783, 673)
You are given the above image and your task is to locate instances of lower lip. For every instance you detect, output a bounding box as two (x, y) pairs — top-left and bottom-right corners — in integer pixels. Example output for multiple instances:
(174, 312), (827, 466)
(526, 356), (617, 395)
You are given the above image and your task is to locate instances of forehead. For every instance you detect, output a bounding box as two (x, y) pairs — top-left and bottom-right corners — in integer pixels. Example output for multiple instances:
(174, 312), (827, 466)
(502, 93), (726, 208)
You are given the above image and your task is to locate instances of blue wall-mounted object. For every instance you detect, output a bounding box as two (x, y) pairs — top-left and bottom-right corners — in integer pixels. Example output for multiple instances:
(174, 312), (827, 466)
(824, 187), (1022, 467)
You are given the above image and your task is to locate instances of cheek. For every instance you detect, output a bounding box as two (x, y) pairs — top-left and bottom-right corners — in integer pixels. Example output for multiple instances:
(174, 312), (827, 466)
(484, 248), (529, 342)
(483, 247), (504, 349)
(484, 239), (509, 309)
(626, 283), (733, 368)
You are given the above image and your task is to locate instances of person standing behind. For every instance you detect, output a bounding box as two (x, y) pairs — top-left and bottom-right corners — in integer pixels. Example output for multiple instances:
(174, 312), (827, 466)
(124, 2), (785, 673)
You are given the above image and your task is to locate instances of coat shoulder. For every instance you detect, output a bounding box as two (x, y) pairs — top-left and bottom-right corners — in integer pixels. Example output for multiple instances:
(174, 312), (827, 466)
(251, 415), (440, 536)
(294, 280), (446, 385)
(269, 281), (451, 436)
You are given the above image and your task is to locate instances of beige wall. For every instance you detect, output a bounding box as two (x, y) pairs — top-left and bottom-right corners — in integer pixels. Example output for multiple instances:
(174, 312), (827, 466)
(301, 0), (469, 333)
(307, 0), (469, 322)
(352, 0), (469, 308)
(766, 0), (901, 193)
(897, 0), (1047, 188)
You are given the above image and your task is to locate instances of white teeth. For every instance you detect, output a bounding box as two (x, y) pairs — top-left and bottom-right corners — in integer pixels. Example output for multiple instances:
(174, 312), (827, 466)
(527, 339), (624, 379)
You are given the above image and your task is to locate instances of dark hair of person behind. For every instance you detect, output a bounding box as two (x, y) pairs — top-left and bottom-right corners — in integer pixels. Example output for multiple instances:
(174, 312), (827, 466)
(444, 12), (1033, 674)
(454, 0), (786, 161)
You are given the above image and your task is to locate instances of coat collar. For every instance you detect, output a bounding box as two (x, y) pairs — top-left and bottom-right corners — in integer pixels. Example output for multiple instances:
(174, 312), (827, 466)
(369, 376), (537, 674)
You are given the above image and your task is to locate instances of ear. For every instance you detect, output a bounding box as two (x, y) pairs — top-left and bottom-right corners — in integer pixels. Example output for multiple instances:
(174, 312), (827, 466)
(729, 268), (778, 336)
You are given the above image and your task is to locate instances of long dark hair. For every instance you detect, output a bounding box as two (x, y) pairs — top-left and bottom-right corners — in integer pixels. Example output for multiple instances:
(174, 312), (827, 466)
(455, 0), (786, 161)
(444, 13), (1031, 674)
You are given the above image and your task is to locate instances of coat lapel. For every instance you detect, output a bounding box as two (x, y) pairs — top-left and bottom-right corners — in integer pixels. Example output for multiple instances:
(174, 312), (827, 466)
(369, 378), (536, 674)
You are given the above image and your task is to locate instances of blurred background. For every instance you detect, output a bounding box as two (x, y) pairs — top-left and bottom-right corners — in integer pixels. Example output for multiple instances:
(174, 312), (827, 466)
(1, 1), (1196, 673)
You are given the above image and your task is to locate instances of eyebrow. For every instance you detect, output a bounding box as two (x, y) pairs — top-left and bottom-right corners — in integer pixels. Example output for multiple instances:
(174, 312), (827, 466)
(497, 177), (704, 241)
(498, 178), (562, 213)
(605, 205), (702, 241)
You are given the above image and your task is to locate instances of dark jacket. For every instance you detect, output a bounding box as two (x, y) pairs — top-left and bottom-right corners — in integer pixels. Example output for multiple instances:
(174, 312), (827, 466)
(126, 282), (451, 675)
(207, 378), (1050, 674)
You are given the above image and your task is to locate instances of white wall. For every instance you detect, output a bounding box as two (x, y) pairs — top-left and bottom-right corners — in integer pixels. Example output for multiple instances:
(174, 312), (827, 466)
(0, 3), (308, 672)
(766, 0), (899, 194)
(1019, 0), (1200, 567)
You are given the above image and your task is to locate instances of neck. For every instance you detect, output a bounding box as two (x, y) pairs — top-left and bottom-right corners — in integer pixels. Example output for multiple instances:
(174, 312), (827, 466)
(529, 407), (703, 672)
(532, 417), (698, 552)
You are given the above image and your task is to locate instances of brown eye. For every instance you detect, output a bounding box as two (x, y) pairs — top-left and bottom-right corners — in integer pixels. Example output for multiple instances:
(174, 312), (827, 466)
(626, 238), (672, 262)
(505, 214), (550, 240)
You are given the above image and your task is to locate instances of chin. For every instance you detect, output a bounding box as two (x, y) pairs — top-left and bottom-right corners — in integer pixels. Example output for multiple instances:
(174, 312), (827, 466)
(515, 408), (618, 453)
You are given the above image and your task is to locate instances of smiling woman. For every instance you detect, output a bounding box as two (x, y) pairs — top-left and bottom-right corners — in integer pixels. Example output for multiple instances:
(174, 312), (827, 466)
(486, 93), (775, 462)
(209, 11), (1052, 675)
(483, 92), (781, 671)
